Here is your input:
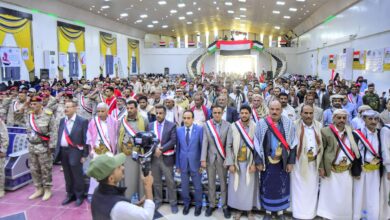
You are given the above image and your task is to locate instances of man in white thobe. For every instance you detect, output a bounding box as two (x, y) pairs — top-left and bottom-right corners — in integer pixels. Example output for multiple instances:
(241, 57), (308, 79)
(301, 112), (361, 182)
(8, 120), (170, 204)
(279, 92), (297, 121)
(380, 122), (390, 220)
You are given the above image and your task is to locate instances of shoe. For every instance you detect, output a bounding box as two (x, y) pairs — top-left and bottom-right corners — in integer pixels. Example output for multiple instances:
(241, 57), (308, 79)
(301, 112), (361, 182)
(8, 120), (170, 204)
(75, 198), (84, 207)
(263, 214), (272, 220)
(42, 187), (52, 201)
(205, 207), (215, 217)
(234, 211), (242, 220)
(0, 191), (4, 198)
(278, 214), (286, 220)
(194, 206), (202, 216)
(62, 196), (76, 205)
(223, 208), (231, 219)
(154, 202), (161, 210)
(87, 194), (93, 203)
(28, 187), (43, 200)
(171, 204), (179, 214)
(183, 206), (190, 215)
(248, 212), (255, 220)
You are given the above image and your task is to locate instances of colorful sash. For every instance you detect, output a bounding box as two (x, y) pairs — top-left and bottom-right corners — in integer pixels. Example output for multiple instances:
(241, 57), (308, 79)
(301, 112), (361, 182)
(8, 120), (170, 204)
(353, 129), (380, 158)
(29, 113), (50, 141)
(80, 95), (92, 113)
(265, 116), (290, 152)
(99, 93), (105, 103)
(206, 120), (225, 159)
(13, 101), (20, 112)
(153, 121), (175, 156)
(122, 117), (137, 137)
(234, 120), (254, 152)
(63, 119), (83, 150)
(252, 108), (260, 123)
(94, 116), (112, 152)
(347, 94), (354, 103)
(113, 108), (126, 121)
(107, 97), (117, 110)
(329, 124), (356, 162)
(191, 105), (208, 120)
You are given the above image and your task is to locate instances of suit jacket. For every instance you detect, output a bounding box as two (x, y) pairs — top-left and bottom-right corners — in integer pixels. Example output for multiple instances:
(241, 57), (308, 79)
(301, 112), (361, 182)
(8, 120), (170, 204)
(201, 119), (232, 164)
(148, 120), (177, 166)
(176, 124), (203, 172)
(55, 115), (89, 163)
(224, 107), (239, 123)
(321, 93), (331, 110)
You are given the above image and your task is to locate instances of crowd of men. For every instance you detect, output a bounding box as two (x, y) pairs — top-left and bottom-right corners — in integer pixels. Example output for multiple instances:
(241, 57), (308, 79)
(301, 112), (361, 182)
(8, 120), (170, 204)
(0, 72), (389, 220)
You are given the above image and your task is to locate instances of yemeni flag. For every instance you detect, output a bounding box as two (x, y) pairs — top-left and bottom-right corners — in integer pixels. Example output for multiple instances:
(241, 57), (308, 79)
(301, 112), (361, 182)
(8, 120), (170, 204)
(259, 73), (265, 83)
(188, 41), (195, 47)
(217, 40), (253, 55)
(159, 41), (166, 47)
(329, 54), (335, 63)
(353, 51), (360, 62)
(253, 41), (264, 51)
(208, 41), (217, 54)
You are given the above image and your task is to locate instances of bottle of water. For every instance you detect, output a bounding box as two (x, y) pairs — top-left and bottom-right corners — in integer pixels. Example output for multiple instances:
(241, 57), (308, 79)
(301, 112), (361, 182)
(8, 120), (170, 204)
(361, 210), (368, 220)
(202, 194), (207, 207)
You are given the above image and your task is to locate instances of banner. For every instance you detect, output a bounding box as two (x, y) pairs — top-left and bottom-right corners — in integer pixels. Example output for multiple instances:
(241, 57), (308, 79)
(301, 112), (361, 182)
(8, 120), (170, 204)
(366, 48), (384, 72)
(384, 47), (390, 71)
(128, 39), (139, 74)
(328, 54), (336, 69)
(0, 47), (21, 67)
(100, 31), (117, 75)
(353, 50), (366, 70)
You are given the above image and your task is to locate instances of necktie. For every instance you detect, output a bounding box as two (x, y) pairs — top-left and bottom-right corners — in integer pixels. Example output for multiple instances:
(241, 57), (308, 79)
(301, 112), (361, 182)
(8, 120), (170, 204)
(186, 127), (190, 145)
(157, 123), (162, 139)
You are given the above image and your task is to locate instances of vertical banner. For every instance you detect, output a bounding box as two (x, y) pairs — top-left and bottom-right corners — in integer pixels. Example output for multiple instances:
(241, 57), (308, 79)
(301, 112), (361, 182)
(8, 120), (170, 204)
(384, 47), (390, 71)
(366, 48), (384, 72)
(100, 31), (117, 76)
(352, 50), (366, 70)
(328, 54), (336, 69)
(57, 21), (85, 78)
(128, 39), (140, 75)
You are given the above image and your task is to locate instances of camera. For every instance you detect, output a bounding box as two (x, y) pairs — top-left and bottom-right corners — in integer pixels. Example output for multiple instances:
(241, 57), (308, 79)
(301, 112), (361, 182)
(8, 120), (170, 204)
(132, 131), (159, 176)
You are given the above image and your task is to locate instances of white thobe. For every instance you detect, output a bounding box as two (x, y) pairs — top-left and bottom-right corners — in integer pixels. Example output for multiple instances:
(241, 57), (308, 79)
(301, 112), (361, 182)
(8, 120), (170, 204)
(282, 104), (297, 121)
(317, 129), (353, 220)
(380, 125), (390, 220)
(291, 124), (319, 219)
(165, 109), (174, 123)
(193, 108), (206, 126)
(353, 127), (380, 220)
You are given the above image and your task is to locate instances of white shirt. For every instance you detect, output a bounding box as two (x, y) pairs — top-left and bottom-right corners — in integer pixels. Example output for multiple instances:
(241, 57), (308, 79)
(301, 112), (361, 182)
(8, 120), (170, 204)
(222, 108), (227, 121)
(139, 108), (148, 119)
(303, 123), (318, 155)
(193, 107), (206, 126)
(110, 199), (155, 220)
(282, 104), (297, 121)
(184, 124), (193, 140)
(60, 114), (76, 147)
(165, 108), (175, 123)
(359, 127), (379, 163)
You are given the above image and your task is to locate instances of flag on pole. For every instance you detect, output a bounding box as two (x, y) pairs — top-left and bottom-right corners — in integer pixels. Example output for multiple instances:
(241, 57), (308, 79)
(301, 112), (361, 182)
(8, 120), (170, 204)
(331, 69), (335, 80)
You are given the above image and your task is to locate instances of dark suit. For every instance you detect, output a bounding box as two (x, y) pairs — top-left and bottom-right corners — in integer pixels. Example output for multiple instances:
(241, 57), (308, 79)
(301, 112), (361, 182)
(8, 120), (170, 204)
(176, 124), (203, 207)
(55, 115), (89, 199)
(223, 106), (239, 123)
(148, 120), (177, 205)
(321, 93), (331, 110)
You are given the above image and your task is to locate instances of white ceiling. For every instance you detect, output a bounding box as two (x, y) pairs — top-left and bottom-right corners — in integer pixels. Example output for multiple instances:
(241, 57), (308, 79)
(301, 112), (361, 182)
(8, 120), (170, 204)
(59, 0), (329, 37)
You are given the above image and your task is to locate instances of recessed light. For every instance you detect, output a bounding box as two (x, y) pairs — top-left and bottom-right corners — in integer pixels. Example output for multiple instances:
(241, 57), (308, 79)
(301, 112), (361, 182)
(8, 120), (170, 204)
(162, 25), (168, 28)
(235, 17), (240, 20)
(187, 21), (192, 24)
(276, 1), (285, 5)
(216, 7), (219, 10)
(228, 10), (234, 14)
(240, 8), (247, 11)
(152, 20), (159, 24)
(198, 7), (201, 11)
(140, 14), (148, 18)
(193, 2), (197, 5)
(240, 15), (246, 18)
(170, 9), (177, 13)
(272, 10), (280, 14)
(136, 19), (142, 23)
(225, 2), (232, 6)
(158, 1), (166, 5)
(186, 11), (193, 15)
(104, 0), (110, 2)
(289, 8), (297, 11)
(213, 1), (217, 4)
(179, 16), (185, 20)
(238, 0), (246, 2)
(101, 5), (110, 9)
(147, 24), (154, 28)
(120, 13), (128, 17)
(178, 3), (185, 8)
(274, 26), (280, 29)
(296, 0), (305, 2)
(283, 15), (290, 19)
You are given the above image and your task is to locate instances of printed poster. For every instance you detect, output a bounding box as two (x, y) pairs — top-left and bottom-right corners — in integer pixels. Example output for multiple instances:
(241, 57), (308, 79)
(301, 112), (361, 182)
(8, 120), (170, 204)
(366, 48), (384, 72)
(0, 47), (21, 68)
(321, 55), (328, 70)
(352, 50), (366, 70)
(384, 47), (390, 71)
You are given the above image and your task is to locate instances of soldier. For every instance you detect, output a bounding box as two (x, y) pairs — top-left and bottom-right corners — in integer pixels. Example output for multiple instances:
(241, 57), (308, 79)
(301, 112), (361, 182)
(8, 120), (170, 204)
(23, 96), (57, 201)
(76, 84), (93, 120)
(7, 87), (28, 127)
(0, 117), (9, 198)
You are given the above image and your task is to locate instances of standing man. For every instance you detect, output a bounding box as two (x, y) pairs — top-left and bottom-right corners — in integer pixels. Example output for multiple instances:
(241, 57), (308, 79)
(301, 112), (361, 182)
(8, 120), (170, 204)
(380, 121), (390, 219)
(201, 105), (232, 218)
(55, 100), (89, 206)
(295, 93), (323, 123)
(352, 110), (383, 220)
(25, 96), (57, 201)
(291, 105), (322, 219)
(103, 86), (117, 115)
(111, 96), (127, 121)
(138, 95), (156, 123)
(226, 105), (259, 220)
(77, 84), (93, 120)
(164, 96), (184, 126)
(363, 83), (380, 111)
(323, 94), (349, 127)
(216, 95), (239, 124)
(254, 100), (297, 220)
(0, 117), (9, 198)
(117, 100), (148, 198)
(191, 93), (211, 126)
(176, 110), (203, 216)
(7, 88), (28, 126)
(317, 109), (361, 219)
(148, 104), (178, 213)
(279, 93), (297, 121)
(251, 94), (268, 124)
(348, 84), (363, 112)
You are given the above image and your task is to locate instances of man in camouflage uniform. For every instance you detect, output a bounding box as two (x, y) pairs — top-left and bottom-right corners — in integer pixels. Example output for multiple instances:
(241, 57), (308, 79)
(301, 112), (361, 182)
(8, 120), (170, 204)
(7, 87), (28, 127)
(363, 83), (380, 111)
(22, 96), (57, 201)
(0, 91), (10, 122)
(0, 117), (9, 198)
(76, 84), (93, 120)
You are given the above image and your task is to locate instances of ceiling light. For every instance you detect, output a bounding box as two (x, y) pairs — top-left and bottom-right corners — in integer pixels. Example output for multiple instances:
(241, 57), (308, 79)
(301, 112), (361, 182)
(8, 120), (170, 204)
(240, 15), (246, 18)
(147, 24), (154, 28)
(140, 14), (148, 18)
(152, 20), (159, 24)
(240, 8), (247, 11)
(162, 25), (168, 28)
(186, 11), (193, 15)
(135, 19), (142, 23)
(235, 17), (240, 20)
(228, 10), (234, 14)
(179, 16), (185, 20)
(178, 3), (185, 8)
(198, 7), (201, 11)
(296, 0), (305, 2)
(272, 10), (280, 14)
(276, 1), (285, 5)
(213, 1), (217, 4)
(193, 2), (197, 5)
(101, 5), (110, 9)
(289, 8), (297, 11)
(170, 9), (177, 13)
(187, 21), (192, 24)
(216, 7), (219, 10)
(225, 2), (233, 6)
(283, 15), (290, 19)
(120, 13), (128, 17)
(274, 26), (280, 29)
(238, 0), (246, 2)
(158, 1), (167, 5)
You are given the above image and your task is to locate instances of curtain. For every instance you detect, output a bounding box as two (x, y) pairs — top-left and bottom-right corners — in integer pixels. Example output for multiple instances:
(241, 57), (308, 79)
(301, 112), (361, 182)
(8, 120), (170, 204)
(57, 21), (86, 77)
(128, 39), (140, 74)
(100, 32), (117, 76)
(0, 8), (34, 79)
